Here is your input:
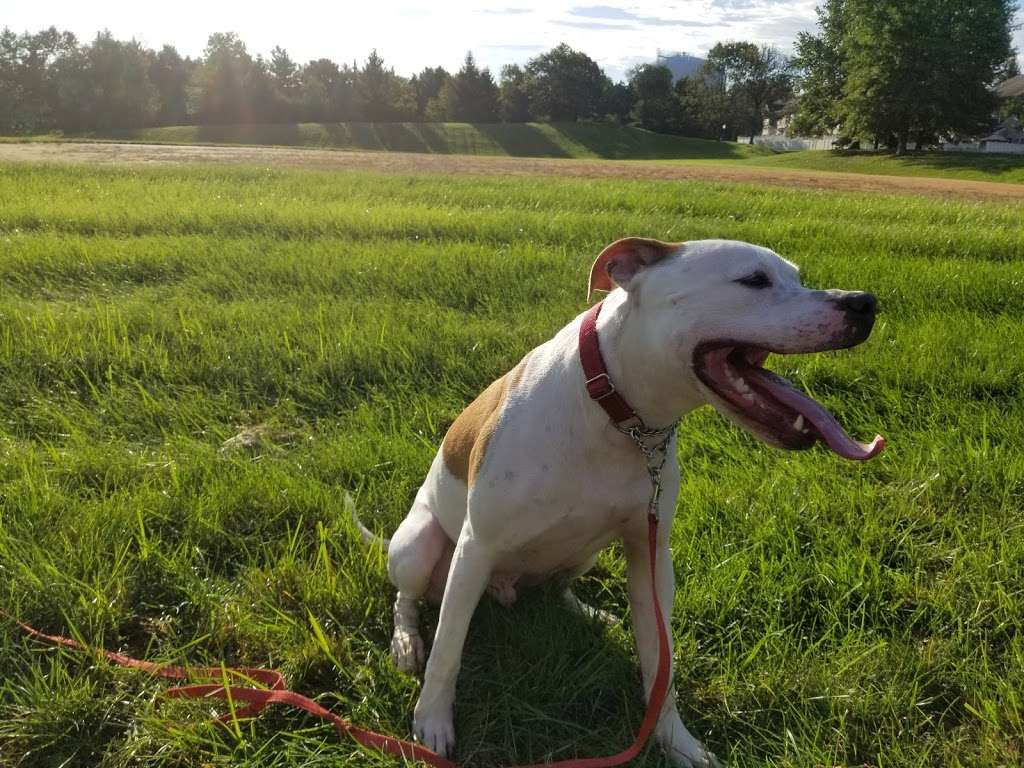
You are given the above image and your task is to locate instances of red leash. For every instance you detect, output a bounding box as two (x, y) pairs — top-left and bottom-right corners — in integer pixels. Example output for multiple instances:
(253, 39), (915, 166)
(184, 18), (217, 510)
(10, 516), (668, 768)
(12, 298), (673, 766)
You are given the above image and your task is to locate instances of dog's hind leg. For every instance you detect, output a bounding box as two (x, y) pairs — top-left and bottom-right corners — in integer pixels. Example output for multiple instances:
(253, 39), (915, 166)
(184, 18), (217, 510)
(387, 501), (453, 674)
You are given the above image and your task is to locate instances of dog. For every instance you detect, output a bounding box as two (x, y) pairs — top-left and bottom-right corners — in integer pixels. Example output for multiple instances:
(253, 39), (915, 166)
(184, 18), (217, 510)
(372, 238), (884, 767)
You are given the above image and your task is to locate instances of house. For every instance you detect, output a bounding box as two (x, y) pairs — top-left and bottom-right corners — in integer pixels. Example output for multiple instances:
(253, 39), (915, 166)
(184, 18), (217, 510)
(981, 116), (1024, 145)
(995, 74), (1024, 100)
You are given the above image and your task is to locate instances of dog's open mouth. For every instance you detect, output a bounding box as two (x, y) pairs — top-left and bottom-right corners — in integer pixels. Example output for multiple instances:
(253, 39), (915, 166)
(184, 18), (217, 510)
(693, 343), (884, 461)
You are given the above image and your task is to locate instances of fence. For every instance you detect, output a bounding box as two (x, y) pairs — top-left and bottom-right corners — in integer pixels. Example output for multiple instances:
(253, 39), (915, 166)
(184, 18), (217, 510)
(738, 135), (840, 151)
(741, 135), (1024, 155)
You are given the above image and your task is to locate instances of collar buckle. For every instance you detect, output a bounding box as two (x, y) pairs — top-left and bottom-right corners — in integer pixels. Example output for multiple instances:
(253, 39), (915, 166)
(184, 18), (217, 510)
(584, 372), (616, 401)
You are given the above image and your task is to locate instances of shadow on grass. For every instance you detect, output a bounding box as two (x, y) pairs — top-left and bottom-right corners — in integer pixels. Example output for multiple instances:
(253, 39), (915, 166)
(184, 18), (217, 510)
(195, 122), (302, 146)
(550, 122), (757, 160)
(474, 123), (572, 158)
(437, 589), (657, 766)
(825, 149), (1024, 180)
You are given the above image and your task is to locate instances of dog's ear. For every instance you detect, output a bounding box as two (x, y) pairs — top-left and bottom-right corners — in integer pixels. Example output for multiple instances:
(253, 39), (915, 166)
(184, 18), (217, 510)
(587, 237), (681, 302)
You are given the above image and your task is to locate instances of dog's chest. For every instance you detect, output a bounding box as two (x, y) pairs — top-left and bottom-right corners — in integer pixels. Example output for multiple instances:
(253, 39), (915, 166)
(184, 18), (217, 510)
(483, 462), (652, 574)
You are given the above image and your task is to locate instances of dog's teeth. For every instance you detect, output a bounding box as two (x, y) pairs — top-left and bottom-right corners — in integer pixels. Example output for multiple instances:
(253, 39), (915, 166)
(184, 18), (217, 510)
(793, 415), (805, 431)
(734, 377), (750, 394)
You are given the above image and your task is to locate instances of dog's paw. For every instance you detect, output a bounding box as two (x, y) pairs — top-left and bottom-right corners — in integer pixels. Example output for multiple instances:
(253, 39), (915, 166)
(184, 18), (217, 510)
(413, 704), (455, 757)
(563, 589), (619, 625)
(390, 629), (425, 674)
(665, 741), (721, 768)
(658, 715), (721, 768)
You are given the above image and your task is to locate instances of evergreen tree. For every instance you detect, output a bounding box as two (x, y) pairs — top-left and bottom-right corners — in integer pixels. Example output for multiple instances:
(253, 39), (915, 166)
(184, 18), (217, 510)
(149, 45), (190, 125)
(269, 46), (300, 120)
(436, 52), (498, 122)
(357, 49), (414, 121)
(189, 32), (255, 123)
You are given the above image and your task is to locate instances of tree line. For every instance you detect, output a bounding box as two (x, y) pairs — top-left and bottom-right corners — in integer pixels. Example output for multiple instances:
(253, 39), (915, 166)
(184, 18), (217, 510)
(0, 27), (790, 141)
(791, 0), (1018, 153)
(1, 1), (1018, 151)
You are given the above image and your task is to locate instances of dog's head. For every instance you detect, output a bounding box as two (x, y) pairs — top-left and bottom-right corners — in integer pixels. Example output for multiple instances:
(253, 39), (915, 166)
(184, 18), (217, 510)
(589, 237), (884, 460)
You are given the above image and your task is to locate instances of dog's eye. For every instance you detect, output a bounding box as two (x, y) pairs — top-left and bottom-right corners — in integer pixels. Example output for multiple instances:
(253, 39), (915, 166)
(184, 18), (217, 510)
(735, 272), (772, 289)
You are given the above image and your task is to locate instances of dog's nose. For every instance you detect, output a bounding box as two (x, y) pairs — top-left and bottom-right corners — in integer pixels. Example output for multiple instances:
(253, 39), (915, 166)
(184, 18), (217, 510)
(839, 292), (877, 316)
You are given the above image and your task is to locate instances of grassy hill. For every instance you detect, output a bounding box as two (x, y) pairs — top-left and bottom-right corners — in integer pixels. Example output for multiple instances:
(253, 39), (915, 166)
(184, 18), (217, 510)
(27, 121), (770, 160)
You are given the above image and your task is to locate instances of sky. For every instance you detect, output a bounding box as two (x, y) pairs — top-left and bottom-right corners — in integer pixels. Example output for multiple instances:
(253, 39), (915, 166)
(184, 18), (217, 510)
(2, 0), (1022, 82)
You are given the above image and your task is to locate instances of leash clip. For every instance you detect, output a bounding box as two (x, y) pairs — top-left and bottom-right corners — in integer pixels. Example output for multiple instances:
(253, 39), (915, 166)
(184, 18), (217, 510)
(618, 421), (677, 523)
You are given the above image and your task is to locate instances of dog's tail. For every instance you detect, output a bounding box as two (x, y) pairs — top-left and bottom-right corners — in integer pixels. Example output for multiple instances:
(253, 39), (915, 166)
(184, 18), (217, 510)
(348, 496), (390, 549)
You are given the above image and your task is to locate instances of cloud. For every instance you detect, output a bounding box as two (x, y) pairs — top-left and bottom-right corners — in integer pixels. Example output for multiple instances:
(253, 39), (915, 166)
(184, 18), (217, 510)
(554, 19), (636, 30)
(479, 7), (533, 14)
(479, 43), (545, 51)
(708, 0), (762, 8)
(568, 5), (635, 20)
(567, 4), (718, 28)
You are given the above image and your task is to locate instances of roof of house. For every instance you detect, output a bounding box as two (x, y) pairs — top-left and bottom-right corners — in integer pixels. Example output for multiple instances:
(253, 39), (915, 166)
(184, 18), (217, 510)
(982, 116), (1023, 142)
(996, 74), (1024, 99)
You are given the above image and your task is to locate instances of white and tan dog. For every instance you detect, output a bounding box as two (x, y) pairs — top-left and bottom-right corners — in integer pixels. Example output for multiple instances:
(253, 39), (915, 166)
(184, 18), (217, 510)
(377, 238), (884, 766)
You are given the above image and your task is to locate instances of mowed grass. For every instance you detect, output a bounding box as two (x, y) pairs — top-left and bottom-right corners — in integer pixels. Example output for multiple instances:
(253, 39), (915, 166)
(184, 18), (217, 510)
(8, 120), (1024, 185)
(5, 121), (766, 160)
(0, 161), (1022, 768)
(749, 149), (1024, 185)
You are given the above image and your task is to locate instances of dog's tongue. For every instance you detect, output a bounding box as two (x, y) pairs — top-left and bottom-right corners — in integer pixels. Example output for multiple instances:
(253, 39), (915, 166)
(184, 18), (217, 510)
(755, 370), (885, 461)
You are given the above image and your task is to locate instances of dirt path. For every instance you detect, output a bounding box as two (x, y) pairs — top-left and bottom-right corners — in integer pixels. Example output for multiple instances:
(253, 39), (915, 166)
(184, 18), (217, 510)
(3, 141), (1024, 202)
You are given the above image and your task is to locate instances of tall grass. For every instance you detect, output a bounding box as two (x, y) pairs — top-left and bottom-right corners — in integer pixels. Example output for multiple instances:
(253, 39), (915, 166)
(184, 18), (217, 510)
(0, 162), (1022, 767)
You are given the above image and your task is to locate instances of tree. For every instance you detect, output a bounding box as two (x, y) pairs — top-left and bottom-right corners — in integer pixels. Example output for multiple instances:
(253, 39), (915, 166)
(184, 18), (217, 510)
(51, 31), (158, 131)
(525, 43), (605, 121)
(598, 78), (635, 124)
(149, 45), (190, 125)
(410, 66), (448, 119)
(269, 46), (300, 120)
(628, 64), (682, 133)
(675, 73), (732, 139)
(790, 0), (848, 137)
(498, 64), (532, 122)
(0, 26), (78, 133)
(301, 58), (358, 121)
(795, 0), (1016, 153)
(704, 42), (793, 143)
(434, 52), (498, 122)
(356, 49), (414, 121)
(189, 32), (255, 123)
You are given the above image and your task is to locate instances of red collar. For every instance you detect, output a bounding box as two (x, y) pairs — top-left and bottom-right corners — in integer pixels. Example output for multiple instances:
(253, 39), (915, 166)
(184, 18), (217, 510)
(578, 300), (641, 427)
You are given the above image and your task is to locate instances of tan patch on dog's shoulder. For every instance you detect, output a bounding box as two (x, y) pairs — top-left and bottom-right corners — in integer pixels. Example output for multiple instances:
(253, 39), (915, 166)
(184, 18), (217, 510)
(443, 353), (531, 485)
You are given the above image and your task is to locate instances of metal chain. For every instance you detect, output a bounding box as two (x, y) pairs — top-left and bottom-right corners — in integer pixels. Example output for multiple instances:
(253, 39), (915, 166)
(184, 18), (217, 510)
(617, 422), (677, 521)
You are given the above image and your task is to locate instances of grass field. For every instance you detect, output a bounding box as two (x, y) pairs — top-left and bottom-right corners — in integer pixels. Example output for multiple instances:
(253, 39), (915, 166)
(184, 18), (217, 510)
(7, 121), (767, 160)
(0, 160), (1022, 768)
(8, 121), (1024, 185)
(750, 150), (1024, 185)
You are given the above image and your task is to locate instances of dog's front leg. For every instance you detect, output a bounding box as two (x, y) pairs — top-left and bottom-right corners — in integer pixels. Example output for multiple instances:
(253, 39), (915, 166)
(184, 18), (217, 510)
(413, 525), (494, 757)
(624, 529), (720, 768)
